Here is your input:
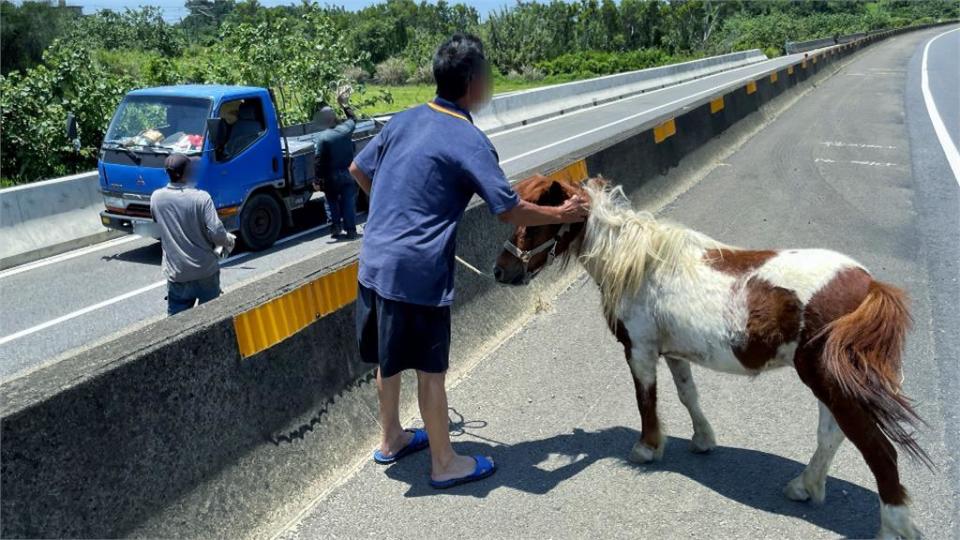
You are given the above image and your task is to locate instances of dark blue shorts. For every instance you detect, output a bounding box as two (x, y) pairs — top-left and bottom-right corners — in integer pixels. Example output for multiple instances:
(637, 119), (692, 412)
(167, 272), (221, 316)
(356, 282), (451, 378)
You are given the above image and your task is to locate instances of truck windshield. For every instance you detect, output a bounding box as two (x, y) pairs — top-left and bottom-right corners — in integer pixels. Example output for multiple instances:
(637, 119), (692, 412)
(104, 95), (212, 155)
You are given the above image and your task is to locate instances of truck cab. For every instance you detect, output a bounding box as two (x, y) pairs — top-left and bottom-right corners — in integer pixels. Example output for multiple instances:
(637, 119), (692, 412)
(95, 85), (376, 250)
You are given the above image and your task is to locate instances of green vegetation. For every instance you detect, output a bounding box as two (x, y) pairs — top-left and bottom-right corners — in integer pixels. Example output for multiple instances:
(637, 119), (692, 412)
(1, 0), (956, 185)
(364, 76), (576, 115)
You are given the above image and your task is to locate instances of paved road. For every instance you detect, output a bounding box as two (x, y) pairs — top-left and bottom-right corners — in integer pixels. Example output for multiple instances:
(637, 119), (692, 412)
(0, 49), (819, 380)
(922, 28), (959, 152)
(279, 27), (959, 539)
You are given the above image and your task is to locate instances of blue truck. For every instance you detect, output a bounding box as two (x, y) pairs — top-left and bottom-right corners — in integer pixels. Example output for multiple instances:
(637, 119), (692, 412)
(76, 85), (378, 250)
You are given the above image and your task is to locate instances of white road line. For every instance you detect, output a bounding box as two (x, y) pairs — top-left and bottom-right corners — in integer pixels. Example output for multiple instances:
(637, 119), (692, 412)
(821, 141), (897, 149)
(815, 158), (901, 167)
(921, 27), (960, 185)
(488, 58), (786, 140)
(0, 281), (166, 346)
(0, 219), (350, 346)
(500, 63), (782, 167)
(850, 160), (900, 167)
(0, 235), (142, 279)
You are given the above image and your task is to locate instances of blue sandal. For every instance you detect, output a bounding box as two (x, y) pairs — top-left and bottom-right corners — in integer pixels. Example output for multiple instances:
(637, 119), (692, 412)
(373, 428), (429, 464)
(429, 455), (497, 489)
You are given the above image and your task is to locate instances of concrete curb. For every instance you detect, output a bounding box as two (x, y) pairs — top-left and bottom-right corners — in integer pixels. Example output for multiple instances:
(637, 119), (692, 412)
(1, 22), (954, 539)
(0, 171), (119, 270)
(474, 50), (767, 134)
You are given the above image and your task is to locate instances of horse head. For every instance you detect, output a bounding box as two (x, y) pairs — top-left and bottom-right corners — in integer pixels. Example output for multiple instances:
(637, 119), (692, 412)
(494, 175), (603, 285)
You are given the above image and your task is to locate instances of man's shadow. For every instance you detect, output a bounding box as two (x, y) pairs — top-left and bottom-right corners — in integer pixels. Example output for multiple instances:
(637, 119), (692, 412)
(100, 241), (162, 265)
(384, 420), (877, 538)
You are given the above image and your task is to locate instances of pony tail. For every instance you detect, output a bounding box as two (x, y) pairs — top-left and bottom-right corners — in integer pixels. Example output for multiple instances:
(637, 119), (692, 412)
(819, 281), (933, 468)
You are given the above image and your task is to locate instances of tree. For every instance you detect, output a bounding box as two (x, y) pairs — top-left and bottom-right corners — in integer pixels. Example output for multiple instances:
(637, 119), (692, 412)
(0, 1), (79, 75)
(181, 0), (236, 44)
(207, 5), (362, 123)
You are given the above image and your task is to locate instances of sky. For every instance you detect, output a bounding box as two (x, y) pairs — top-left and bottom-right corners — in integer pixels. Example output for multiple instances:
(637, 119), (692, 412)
(67, 0), (516, 20)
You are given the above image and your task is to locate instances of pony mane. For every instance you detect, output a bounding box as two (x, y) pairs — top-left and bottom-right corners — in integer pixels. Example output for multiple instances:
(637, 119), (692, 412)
(574, 182), (726, 321)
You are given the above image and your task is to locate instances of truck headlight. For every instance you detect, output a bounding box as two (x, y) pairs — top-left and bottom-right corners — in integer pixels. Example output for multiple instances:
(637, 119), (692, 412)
(104, 196), (127, 210)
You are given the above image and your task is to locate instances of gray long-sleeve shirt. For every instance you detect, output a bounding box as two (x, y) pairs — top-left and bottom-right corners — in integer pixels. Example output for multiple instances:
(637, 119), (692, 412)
(150, 184), (230, 282)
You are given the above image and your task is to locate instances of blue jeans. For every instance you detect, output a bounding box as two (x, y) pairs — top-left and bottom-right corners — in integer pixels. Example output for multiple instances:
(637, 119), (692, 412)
(167, 272), (221, 316)
(324, 171), (358, 234)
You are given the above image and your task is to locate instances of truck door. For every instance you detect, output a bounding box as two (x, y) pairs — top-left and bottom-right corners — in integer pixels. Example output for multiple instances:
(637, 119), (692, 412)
(205, 96), (284, 249)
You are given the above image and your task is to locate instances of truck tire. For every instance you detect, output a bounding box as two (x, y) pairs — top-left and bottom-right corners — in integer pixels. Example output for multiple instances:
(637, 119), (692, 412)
(240, 193), (282, 251)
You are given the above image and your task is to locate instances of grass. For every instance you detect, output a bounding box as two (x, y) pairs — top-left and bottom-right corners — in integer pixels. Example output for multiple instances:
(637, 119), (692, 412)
(358, 75), (577, 116)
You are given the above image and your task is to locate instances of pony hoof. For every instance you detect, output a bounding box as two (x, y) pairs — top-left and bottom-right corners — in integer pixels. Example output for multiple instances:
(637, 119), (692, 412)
(879, 504), (921, 540)
(689, 430), (717, 453)
(784, 476), (811, 502)
(628, 440), (664, 463)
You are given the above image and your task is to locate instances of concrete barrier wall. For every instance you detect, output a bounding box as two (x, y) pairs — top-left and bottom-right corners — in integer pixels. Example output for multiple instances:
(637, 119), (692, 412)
(785, 36), (837, 54)
(1, 23), (952, 539)
(474, 49), (767, 133)
(0, 171), (119, 269)
(837, 32), (867, 44)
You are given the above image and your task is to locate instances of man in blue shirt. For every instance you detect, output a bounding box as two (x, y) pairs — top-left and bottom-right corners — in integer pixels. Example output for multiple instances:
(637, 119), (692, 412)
(350, 33), (589, 488)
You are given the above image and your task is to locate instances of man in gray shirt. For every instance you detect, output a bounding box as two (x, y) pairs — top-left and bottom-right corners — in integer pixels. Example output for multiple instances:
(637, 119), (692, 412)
(151, 154), (235, 316)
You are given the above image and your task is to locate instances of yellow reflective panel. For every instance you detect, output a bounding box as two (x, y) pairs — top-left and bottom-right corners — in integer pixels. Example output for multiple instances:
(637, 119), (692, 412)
(710, 96), (725, 114)
(233, 261), (361, 358)
(653, 118), (676, 143)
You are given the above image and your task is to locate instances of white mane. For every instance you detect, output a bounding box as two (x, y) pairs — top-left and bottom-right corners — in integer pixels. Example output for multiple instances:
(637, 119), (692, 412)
(576, 183), (725, 321)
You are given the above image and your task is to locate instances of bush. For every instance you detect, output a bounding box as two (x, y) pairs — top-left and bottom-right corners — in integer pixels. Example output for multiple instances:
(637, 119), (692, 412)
(343, 65), (369, 83)
(519, 65), (545, 81)
(374, 57), (409, 85)
(407, 64), (434, 85)
(763, 46), (782, 59)
(537, 49), (684, 78)
(506, 65), (545, 82)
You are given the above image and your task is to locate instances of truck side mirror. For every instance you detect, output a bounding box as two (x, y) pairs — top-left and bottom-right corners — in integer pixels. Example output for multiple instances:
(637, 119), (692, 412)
(66, 112), (78, 140)
(206, 117), (226, 150)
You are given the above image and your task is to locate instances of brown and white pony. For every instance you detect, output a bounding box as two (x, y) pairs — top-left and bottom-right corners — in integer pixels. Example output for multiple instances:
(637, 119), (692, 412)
(495, 175), (930, 540)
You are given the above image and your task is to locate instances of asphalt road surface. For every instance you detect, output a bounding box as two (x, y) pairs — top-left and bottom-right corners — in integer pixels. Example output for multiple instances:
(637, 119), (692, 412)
(0, 48), (821, 380)
(278, 27), (959, 540)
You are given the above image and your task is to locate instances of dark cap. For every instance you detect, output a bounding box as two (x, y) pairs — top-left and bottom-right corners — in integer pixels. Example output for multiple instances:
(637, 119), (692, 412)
(165, 153), (197, 183)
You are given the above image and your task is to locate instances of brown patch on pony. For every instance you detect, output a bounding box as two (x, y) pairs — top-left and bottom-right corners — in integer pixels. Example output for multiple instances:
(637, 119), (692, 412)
(498, 174), (589, 278)
(705, 248), (777, 275)
(732, 277), (802, 370)
(514, 174), (581, 204)
(611, 319), (660, 449)
(635, 380), (660, 448)
(803, 267), (872, 337)
(794, 267), (929, 506)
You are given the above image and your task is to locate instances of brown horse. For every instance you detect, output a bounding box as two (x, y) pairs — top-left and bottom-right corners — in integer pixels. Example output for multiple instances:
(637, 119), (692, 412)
(495, 175), (930, 539)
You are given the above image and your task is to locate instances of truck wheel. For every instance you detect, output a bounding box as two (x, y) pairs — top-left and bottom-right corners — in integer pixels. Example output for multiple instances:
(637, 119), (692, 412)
(240, 193), (282, 251)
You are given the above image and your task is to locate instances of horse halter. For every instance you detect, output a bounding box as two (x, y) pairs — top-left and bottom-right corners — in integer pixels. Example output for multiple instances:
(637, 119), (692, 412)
(502, 223), (571, 283)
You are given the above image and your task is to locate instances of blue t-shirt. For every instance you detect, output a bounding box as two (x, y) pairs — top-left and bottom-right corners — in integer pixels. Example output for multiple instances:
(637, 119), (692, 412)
(353, 97), (520, 306)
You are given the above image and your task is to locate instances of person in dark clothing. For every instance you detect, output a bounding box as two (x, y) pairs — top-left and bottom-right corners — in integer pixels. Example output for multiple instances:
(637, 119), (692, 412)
(349, 33), (588, 488)
(315, 90), (359, 239)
